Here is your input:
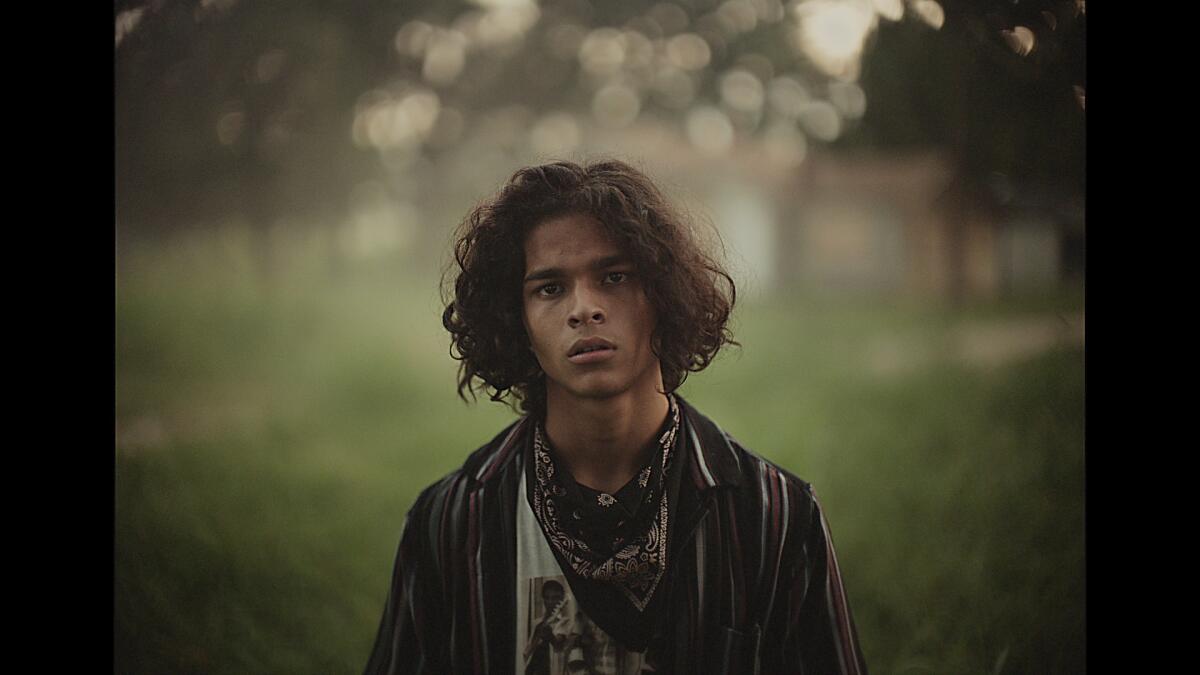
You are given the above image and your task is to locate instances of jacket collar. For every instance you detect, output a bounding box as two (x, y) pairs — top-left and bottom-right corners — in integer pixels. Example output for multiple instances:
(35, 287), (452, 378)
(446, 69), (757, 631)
(677, 396), (745, 489)
(461, 416), (530, 487)
(462, 396), (744, 490)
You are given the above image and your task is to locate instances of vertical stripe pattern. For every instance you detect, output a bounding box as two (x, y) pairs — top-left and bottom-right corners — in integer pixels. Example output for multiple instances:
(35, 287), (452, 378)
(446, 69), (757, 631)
(364, 399), (868, 675)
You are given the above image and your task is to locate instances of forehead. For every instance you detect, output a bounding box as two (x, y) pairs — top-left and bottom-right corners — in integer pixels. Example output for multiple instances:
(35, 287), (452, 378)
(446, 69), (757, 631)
(523, 213), (625, 271)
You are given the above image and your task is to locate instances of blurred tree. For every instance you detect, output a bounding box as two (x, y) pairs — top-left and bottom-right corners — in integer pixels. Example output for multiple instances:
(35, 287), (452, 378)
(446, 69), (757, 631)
(856, 0), (1084, 188)
(116, 0), (1083, 276)
(850, 0), (1084, 301)
(116, 0), (416, 276)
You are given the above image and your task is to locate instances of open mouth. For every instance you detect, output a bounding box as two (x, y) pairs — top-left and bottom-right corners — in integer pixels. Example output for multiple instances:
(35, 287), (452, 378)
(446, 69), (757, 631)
(572, 345), (609, 355)
(568, 338), (616, 363)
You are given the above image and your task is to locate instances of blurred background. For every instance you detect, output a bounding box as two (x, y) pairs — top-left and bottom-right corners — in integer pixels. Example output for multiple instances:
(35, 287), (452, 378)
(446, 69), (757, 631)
(115, 0), (1084, 673)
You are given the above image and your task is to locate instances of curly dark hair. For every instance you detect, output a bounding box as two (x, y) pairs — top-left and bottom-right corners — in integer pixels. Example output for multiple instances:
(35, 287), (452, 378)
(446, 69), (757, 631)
(441, 159), (737, 416)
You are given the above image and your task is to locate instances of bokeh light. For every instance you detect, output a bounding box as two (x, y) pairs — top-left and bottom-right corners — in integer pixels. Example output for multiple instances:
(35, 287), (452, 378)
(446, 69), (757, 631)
(871, 0), (903, 22)
(421, 30), (468, 85)
(592, 83), (642, 129)
(911, 0), (945, 30)
(114, 8), (145, 48)
(1002, 25), (1037, 57)
(767, 75), (812, 118)
(579, 27), (626, 76)
(798, 98), (842, 141)
(828, 80), (867, 119)
(665, 32), (712, 71)
(686, 105), (735, 154)
(762, 120), (808, 167)
(719, 68), (766, 114)
(791, 0), (877, 80)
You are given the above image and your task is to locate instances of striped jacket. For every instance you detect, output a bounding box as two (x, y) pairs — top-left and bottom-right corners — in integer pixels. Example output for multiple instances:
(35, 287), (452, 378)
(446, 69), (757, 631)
(365, 398), (868, 674)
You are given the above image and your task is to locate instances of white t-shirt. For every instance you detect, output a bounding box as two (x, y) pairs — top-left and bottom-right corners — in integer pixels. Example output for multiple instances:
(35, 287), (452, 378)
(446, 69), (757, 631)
(515, 472), (653, 675)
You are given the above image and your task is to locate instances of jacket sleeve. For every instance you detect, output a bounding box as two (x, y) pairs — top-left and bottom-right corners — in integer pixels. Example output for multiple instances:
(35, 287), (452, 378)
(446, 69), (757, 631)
(363, 489), (447, 675)
(786, 491), (869, 675)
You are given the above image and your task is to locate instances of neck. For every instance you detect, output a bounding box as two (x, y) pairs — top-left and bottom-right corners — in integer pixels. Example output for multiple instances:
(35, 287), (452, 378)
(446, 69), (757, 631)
(542, 385), (671, 495)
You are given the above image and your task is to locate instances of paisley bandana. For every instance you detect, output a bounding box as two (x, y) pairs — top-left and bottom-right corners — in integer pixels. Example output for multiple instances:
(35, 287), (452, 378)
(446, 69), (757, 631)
(530, 395), (681, 611)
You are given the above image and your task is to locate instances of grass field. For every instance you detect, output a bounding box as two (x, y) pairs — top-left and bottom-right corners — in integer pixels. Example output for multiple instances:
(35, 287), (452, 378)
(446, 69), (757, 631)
(115, 235), (1084, 674)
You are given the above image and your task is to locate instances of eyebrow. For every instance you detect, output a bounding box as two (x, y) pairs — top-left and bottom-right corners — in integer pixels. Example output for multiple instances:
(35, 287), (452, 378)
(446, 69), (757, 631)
(523, 255), (631, 284)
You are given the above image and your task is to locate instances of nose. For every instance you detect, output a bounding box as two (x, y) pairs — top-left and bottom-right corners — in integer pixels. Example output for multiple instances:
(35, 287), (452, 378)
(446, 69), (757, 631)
(567, 286), (606, 328)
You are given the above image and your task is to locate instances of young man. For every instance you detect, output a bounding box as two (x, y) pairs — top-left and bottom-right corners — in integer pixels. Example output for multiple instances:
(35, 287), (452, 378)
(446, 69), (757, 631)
(365, 160), (868, 674)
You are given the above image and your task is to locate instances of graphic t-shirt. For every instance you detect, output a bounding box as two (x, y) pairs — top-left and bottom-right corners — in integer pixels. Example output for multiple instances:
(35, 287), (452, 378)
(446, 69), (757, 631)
(516, 471), (655, 675)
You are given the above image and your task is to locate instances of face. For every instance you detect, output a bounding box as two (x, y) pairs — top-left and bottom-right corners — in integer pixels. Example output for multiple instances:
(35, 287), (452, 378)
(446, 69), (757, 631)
(522, 213), (662, 406)
(542, 583), (564, 608)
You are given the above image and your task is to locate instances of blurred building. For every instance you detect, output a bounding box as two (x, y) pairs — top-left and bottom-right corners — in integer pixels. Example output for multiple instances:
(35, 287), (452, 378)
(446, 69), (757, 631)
(782, 151), (1084, 299)
(616, 129), (1083, 301)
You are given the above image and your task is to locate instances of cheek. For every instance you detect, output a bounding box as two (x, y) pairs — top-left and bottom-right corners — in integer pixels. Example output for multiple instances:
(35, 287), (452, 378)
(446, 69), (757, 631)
(522, 302), (552, 350)
(635, 297), (657, 345)
(522, 308), (537, 350)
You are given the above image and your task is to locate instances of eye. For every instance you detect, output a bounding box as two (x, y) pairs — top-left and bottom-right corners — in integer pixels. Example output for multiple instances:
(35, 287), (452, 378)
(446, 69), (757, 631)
(604, 271), (628, 285)
(535, 283), (563, 297)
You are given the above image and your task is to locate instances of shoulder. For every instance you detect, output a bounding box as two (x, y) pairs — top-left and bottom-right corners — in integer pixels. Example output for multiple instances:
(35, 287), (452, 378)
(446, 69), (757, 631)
(728, 434), (815, 497)
(728, 433), (820, 526)
(680, 398), (819, 532)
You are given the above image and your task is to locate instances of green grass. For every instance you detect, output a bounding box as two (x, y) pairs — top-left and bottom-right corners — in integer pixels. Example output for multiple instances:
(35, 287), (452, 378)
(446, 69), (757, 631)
(115, 235), (1083, 674)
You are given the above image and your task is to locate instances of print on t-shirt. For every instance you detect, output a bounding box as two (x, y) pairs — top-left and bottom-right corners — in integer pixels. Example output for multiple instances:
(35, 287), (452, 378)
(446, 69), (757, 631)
(520, 575), (653, 675)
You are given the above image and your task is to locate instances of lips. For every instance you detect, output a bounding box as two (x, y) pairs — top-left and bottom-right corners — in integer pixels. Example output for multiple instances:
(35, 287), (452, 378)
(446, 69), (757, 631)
(567, 337), (616, 364)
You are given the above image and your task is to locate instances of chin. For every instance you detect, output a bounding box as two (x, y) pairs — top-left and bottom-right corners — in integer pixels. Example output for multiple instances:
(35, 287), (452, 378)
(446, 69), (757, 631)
(550, 373), (633, 402)
(569, 367), (664, 402)
(545, 358), (662, 404)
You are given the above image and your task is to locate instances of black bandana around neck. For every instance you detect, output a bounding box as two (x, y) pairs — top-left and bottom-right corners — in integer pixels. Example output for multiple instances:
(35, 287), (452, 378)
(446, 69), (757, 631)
(527, 394), (682, 650)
